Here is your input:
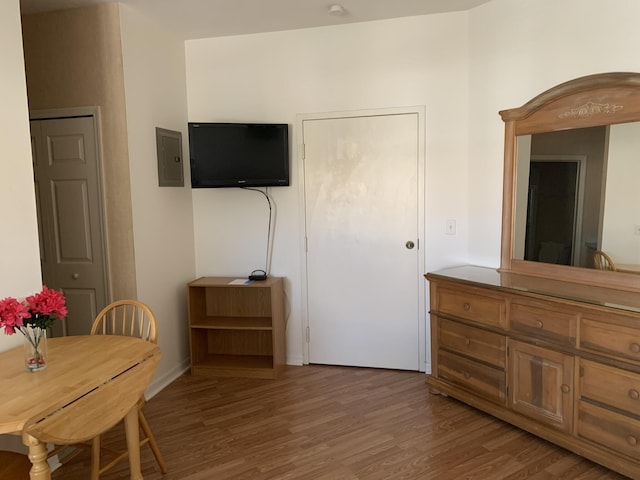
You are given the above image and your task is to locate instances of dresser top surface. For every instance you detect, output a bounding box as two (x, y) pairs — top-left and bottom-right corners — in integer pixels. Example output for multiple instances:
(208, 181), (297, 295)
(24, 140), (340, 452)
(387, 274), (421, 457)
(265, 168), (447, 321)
(426, 265), (640, 314)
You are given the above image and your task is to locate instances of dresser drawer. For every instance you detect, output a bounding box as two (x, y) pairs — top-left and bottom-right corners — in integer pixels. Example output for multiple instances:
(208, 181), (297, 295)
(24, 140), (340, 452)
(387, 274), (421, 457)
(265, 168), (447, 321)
(578, 400), (640, 459)
(580, 318), (640, 362)
(510, 302), (577, 346)
(437, 287), (506, 329)
(438, 349), (506, 404)
(579, 359), (640, 415)
(439, 318), (506, 368)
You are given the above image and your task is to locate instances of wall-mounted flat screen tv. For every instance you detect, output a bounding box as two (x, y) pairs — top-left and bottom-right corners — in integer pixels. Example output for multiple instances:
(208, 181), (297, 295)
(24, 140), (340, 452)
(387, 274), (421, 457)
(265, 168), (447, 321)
(188, 122), (289, 188)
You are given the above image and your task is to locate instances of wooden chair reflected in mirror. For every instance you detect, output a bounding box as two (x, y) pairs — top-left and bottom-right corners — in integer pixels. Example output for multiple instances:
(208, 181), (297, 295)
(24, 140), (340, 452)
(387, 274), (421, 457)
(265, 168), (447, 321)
(89, 300), (167, 478)
(593, 250), (617, 271)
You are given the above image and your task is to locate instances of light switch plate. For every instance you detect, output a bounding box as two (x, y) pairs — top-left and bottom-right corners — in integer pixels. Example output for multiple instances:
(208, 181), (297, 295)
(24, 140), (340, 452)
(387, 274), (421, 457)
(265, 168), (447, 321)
(446, 219), (456, 235)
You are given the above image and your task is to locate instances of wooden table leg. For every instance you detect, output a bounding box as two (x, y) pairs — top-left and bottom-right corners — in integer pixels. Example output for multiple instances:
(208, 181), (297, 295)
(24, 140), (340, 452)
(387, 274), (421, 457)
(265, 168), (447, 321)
(22, 432), (51, 480)
(124, 406), (142, 480)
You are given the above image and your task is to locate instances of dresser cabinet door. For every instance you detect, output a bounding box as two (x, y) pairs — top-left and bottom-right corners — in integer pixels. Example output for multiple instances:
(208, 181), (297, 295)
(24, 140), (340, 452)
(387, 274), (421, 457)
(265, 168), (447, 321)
(508, 340), (574, 432)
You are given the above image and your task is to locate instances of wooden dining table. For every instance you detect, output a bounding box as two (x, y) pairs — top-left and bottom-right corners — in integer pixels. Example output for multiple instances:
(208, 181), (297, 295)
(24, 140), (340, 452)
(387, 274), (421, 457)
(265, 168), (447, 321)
(0, 335), (161, 480)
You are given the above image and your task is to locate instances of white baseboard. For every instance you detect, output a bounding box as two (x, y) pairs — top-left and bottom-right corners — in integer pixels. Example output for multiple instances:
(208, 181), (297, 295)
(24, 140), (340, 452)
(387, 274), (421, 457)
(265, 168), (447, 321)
(286, 354), (304, 366)
(145, 357), (191, 400)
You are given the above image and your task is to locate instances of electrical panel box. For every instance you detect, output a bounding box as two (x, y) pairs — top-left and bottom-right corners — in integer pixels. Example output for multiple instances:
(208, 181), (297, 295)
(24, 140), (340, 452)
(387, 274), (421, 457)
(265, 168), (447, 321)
(156, 127), (184, 187)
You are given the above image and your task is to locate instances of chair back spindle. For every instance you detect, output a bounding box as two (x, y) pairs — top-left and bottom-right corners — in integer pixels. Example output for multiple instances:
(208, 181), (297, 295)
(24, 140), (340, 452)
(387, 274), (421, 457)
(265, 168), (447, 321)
(593, 250), (617, 271)
(91, 300), (158, 344)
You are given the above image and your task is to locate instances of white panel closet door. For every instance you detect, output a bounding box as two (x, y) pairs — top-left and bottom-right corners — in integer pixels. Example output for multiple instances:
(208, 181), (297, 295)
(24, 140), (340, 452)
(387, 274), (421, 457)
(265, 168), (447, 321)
(31, 116), (108, 336)
(303, 112), (421, 370)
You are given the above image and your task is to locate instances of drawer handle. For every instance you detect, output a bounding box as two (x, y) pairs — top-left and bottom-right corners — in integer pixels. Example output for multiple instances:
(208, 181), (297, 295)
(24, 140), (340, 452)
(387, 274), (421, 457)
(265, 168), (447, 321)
(627, 436), (638, 447)
(464, 338), (471, 346)
(630, 389), (640, 400)
(561, 384), (570, 394)
(463, 371), (471, 379)
(631, 343), (640, 354)
(463, 302), (471, 311)
(536, 320), (544, 329)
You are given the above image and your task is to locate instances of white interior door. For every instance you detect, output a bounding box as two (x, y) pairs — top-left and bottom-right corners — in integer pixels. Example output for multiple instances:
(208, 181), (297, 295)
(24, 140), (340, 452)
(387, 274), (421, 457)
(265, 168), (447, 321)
(302, 109), (424, 371)
(31, 114), (108, 336)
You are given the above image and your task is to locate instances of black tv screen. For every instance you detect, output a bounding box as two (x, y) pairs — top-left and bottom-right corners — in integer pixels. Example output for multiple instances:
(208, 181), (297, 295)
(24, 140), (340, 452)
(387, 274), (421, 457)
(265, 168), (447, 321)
(188, 122), (289, 188)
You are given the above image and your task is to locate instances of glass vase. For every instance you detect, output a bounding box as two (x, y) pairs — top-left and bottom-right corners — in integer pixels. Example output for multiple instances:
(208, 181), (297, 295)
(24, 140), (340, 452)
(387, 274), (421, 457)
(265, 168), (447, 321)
(22, 326), (48, 372)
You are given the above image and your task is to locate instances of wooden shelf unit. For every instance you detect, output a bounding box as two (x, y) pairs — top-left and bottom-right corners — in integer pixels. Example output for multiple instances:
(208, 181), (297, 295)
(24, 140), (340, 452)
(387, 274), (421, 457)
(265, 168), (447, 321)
(187, 276), (285, 379)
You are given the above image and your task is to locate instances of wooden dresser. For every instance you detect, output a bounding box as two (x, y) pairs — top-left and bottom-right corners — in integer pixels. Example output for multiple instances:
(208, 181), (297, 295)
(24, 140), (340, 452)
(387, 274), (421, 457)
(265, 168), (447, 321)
(426, 266), (640, 479)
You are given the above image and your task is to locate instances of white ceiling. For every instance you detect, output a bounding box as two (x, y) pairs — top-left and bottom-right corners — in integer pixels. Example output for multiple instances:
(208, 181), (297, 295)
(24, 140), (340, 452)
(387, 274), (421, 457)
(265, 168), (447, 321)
(19, 0), (490, 40)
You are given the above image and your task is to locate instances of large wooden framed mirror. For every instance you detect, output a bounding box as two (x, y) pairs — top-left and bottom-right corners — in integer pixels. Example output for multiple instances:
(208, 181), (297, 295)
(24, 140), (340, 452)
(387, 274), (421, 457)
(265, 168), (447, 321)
(499, 72), (640, 292)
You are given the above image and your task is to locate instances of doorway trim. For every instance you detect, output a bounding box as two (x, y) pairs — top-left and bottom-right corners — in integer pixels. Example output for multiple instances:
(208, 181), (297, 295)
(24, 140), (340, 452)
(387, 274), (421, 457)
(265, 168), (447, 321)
(30, 106), (111, 334)
(296, 106), (426, 370)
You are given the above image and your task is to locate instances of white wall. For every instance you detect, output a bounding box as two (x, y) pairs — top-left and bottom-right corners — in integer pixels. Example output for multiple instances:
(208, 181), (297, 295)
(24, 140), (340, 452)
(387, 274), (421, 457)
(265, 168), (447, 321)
(602, 122), (640, 264)
(185, 13), (471, 365)
(119, 5), (196, 393)
(468, 0), (640, 266)
(0, 0), (43, 353)
(5, 0), (640, 389)
(0, 0), (43, 453)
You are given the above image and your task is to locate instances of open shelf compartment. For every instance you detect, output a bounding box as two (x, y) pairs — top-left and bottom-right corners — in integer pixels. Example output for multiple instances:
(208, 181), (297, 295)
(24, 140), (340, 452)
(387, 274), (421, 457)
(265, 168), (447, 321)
(187, 276), (286, 379)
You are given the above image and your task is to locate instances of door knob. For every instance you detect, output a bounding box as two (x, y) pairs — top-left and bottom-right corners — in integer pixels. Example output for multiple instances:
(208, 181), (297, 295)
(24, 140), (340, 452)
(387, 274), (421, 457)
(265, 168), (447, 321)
(406, 241), (415, 249)
(72, 273), (80, 280)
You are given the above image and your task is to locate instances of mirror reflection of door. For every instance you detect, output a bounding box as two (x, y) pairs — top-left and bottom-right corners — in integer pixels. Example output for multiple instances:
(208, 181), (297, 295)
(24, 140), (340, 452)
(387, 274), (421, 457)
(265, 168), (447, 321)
(516, 126), (607, 268)
(525, 160), (582, 265)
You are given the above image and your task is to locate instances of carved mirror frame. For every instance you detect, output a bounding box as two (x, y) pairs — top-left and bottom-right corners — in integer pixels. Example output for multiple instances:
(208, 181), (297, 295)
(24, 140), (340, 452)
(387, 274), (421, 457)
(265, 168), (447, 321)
(499, 72), (640, 292)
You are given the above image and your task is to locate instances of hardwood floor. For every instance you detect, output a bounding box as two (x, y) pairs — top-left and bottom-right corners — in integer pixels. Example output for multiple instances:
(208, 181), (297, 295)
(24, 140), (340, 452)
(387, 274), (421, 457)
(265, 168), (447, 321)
(53, 365), (627, 479)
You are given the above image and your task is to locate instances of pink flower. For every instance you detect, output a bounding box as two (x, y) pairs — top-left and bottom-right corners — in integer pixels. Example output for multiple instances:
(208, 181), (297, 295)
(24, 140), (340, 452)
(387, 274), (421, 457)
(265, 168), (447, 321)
(0, 297), (30, 335)
(0, 287), (67, 335)
(26, 286), (68, 319)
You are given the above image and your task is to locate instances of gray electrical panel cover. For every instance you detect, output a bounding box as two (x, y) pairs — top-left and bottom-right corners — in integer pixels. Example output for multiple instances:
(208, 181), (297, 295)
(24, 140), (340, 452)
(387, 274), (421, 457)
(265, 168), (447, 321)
(156, 127), (184, 187)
